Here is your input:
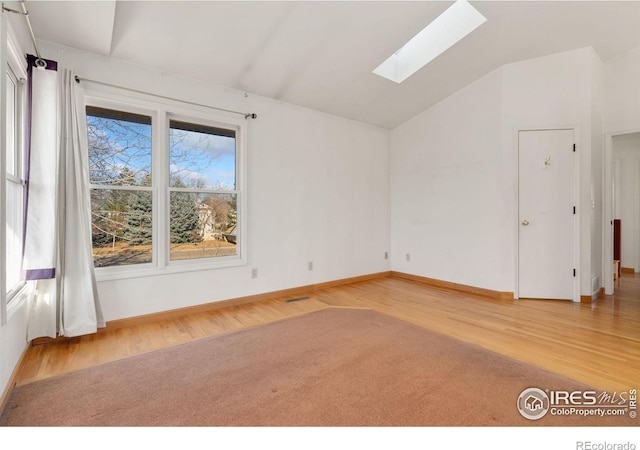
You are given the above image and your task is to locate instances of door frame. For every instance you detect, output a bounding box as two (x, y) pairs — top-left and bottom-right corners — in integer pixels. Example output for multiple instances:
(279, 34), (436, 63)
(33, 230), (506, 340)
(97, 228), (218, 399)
(636, 158), (640, 273)
(514, 126), (580, 302)
(604, 129), (640, 295)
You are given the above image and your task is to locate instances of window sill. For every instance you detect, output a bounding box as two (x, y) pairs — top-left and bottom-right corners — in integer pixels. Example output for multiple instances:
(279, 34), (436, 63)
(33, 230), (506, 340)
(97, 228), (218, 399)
(94, 255), (247, 282)
(6, 282), (32, 322)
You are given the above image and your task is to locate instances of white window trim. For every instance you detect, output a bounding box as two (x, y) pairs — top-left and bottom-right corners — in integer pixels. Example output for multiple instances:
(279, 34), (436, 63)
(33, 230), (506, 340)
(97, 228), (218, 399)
(84, 86), (247, 282)
(1, 14), (7, 325)
(86, 98), (158, 278)
(2, 19), (28, 324)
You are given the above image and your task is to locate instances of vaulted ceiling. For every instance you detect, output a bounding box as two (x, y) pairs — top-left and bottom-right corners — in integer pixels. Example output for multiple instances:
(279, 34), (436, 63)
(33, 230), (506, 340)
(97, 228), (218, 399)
(8, 1), (640, 129)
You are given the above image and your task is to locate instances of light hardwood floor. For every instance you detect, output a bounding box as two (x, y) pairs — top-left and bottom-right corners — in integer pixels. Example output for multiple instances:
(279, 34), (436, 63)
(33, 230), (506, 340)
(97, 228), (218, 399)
(17, 273), (640, 392)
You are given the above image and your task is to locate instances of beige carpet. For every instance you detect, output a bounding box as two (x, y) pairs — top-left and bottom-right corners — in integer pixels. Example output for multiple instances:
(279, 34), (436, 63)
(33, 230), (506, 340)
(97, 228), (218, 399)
(0, 308), (635, 426)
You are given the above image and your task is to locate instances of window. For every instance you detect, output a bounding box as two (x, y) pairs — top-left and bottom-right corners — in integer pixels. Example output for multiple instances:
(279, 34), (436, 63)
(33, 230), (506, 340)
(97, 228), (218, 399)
(169, 119), (238, 261)
(86, 99), (244, 277)
(5, 59), (26, 301)
(87, 106), (153, 267)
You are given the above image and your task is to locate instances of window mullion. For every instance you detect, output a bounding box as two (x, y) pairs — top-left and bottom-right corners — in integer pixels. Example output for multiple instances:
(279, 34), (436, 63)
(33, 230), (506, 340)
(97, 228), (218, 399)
(155, 109), (169, 269)
(89, 184), (153, 192)
(169, 187), (239, 195)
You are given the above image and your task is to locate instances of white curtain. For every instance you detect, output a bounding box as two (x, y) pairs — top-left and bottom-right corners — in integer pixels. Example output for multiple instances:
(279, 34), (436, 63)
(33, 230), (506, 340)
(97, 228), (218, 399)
(22, 62), (57, 280)
(58, 69), (105, 336)
(25, 63), (104, 340)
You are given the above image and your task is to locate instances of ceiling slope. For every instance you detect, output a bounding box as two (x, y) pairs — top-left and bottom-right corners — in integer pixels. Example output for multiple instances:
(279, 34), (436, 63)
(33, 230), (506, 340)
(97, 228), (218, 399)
(23, 0), (117, 56)
(18, 1), (640, 129)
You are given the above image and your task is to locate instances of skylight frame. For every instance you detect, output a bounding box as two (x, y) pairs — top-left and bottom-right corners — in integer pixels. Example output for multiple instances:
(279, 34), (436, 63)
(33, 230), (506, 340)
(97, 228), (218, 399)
(373, 0), (487, 84)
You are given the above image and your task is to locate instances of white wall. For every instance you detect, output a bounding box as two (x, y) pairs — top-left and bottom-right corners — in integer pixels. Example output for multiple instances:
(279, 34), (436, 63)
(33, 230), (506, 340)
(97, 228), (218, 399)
(602, 44), (640, 292)
(503, 47), (599, 298)
(40, 42), (391, 321)
(605, 45), (640, 134)
(0, 301), (29, 400)
(391, 69), (504, 291)
(613, 133), (640, 272)
(590, 49), (605, 295)
(391, 47), (600, 297)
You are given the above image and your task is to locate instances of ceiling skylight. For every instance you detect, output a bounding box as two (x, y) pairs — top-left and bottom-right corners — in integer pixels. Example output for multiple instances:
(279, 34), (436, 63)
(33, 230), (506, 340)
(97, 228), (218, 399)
(373, 0), (487, 84)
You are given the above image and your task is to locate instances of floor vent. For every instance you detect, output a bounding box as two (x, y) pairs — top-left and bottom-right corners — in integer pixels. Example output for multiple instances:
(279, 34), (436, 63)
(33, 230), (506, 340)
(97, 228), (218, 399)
(285, 296), (310, 303)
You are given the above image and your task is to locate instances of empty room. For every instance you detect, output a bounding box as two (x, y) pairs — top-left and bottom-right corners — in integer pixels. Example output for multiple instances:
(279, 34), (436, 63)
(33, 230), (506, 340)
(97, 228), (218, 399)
(1, 0), (639, 443)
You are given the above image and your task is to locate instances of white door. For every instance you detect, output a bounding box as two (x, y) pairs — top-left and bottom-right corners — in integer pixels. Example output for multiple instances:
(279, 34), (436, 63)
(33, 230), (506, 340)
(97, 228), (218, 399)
(518, 129), (575, 300)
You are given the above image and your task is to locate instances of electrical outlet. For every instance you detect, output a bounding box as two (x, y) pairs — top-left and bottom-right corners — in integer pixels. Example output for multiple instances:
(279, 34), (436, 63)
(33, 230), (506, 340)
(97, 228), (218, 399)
(251, 268), (258, 278)
(308, 261), (313, 271)
(384, 252), (389, 260)
(406, 253), (411, 262)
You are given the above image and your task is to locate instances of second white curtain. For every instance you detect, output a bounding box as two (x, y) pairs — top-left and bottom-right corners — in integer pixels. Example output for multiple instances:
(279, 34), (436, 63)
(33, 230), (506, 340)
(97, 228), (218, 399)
(27, 66), (105, 340)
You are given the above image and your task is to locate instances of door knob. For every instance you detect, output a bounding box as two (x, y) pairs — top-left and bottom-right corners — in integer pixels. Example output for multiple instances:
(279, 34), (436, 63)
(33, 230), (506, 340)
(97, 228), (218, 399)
(521, 220), (529, 226)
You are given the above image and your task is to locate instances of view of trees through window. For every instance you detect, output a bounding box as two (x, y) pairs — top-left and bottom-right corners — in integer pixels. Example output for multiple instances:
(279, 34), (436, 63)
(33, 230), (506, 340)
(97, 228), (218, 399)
(87, 106), (238, 268)
(168, 120), (237, 261)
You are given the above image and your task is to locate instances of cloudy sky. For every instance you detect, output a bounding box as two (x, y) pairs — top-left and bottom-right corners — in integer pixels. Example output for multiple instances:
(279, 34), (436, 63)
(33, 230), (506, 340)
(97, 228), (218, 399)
(169, 128), (236, 190)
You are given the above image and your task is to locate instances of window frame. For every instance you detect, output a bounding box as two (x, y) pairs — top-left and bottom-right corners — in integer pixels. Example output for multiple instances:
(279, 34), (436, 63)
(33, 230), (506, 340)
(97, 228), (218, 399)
(2, 22), (29, 323)
(84, 88), (247, 282)
(86, 100), (157, 273)
(5, 63), (26, 298)
(166, 112), (242, 267)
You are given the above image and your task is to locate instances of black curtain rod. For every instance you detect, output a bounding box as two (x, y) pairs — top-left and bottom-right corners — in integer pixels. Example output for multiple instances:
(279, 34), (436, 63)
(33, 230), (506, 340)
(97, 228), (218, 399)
(74, 75), (258, 120)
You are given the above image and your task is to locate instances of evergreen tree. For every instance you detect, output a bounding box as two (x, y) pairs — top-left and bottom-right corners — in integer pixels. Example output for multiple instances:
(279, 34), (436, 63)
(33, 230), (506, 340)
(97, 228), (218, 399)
(125, 192), (153, 245)
(170, 179), (202, 244)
